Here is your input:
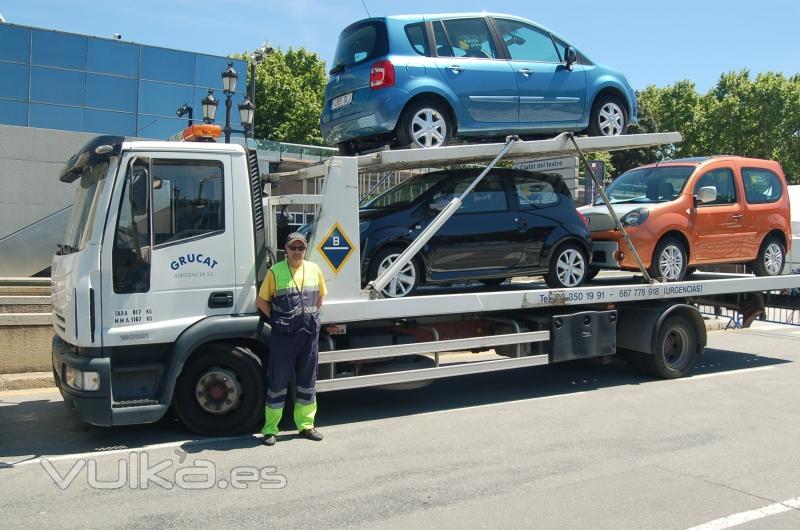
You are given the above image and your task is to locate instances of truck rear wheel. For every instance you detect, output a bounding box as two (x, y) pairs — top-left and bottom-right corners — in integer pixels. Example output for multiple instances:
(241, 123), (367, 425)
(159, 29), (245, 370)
(174, 343), (265, 436)
(627, 315), (700, 379)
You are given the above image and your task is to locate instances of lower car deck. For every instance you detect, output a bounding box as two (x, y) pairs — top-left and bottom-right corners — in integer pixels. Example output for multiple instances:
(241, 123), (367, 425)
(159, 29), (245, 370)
(313, 271), (800, 392)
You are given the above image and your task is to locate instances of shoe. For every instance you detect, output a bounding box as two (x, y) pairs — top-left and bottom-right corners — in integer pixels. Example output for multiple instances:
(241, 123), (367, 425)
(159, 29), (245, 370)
(262, 434), (276, 446)
(298, 428), (323, 441)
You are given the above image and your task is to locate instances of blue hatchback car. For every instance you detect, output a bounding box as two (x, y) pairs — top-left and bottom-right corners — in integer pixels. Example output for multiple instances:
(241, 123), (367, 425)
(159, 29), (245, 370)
(321, 13), (638, 154)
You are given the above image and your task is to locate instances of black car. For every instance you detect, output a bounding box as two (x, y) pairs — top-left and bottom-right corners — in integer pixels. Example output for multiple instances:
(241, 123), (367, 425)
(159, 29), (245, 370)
(359, 167), (592, 297)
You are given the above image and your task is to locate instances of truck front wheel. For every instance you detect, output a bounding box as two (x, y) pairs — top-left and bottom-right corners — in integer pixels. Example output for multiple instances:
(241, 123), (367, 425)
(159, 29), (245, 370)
(174, 343), (266, 436)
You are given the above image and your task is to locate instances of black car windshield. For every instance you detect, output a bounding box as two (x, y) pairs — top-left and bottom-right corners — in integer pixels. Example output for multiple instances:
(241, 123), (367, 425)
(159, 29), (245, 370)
(597, 165), (695, 205)
(361, 171), (450, 209)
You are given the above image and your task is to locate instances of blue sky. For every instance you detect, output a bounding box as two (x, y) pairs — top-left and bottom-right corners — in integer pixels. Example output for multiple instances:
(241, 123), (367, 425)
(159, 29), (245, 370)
(2, 0), (798, 92)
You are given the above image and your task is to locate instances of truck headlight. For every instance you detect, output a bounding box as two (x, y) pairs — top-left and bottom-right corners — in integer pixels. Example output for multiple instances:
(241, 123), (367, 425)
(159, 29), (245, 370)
(65, 366), (100, 391)
(621, 208), (649, 227)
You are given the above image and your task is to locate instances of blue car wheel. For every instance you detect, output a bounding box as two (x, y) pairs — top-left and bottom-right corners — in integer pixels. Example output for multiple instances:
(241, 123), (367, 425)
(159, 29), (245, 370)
(397, 99), (453, 149)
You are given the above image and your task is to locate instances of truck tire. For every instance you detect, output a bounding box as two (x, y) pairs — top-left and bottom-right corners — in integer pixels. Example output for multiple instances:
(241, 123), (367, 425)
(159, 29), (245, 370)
(174, 343), (266, 436)
(752, 236), (785, 277)
(634, 314), (699, 379)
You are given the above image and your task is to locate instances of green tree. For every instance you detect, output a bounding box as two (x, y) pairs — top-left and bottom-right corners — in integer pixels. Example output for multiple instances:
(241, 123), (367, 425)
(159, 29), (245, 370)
(628, 71), (800, 183)
(234, 47), (327, 145)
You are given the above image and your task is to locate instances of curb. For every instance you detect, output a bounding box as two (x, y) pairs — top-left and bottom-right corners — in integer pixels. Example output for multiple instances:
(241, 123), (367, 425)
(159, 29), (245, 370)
(0, 371), (54, 391)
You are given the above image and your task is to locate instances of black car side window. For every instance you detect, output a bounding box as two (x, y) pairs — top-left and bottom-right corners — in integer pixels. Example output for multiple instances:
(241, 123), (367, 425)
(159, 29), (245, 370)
(515, 176), (560, 208)
(430, 175), (507, 213)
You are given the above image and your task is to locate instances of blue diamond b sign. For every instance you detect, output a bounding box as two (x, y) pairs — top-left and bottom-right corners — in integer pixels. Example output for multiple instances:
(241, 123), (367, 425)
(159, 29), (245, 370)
(316, 223), (355, 273)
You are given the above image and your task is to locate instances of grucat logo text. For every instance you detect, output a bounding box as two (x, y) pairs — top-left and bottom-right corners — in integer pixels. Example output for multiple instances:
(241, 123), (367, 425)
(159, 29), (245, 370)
(171, 253), (219, 271)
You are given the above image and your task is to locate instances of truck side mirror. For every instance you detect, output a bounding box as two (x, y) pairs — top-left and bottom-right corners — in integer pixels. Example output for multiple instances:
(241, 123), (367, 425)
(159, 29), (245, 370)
(696, 186), (717, 205)
(130, 168), (149, 216)
(565, 47), (578, 70)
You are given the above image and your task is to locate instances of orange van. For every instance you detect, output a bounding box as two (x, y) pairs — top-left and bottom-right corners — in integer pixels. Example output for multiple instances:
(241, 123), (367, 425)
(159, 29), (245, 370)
(578, 156), (792, 281)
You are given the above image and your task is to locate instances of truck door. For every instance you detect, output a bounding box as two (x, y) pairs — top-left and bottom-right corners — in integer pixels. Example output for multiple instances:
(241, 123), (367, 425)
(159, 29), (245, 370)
(100, 152), (236, 350)
(691, 167), (744, 261)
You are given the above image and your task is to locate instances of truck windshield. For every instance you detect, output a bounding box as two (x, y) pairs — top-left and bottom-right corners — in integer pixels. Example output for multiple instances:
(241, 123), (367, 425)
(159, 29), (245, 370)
(597, 165), (695, 205)
(61, 160), (111, 253)
(361, 171), (448, 209)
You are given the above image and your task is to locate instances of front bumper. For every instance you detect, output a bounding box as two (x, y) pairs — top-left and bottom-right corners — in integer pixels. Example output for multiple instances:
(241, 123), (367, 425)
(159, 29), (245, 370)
(52, 335), (112, 426)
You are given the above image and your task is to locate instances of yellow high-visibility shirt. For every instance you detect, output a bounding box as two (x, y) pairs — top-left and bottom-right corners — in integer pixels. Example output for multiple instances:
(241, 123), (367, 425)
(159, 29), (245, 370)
(258, 260), (327, 302)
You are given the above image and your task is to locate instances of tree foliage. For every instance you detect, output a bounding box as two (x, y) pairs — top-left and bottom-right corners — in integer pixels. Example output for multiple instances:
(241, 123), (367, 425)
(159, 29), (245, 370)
(234, 47), (327, 145)
(611, 70), (800, 183)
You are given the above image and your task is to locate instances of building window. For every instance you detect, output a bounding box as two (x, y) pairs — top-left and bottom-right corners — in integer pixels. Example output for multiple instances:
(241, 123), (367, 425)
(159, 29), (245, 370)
(87, 74), (137, 112)
(85, 109), (136, 136)
(30, 67), (86, 106)
(31, 29), (87, 70)
(0, 63), (30, 100)
(0, 25), (31, 63)
(140, 46), (195, 84)
(29, 103), (84, 131)
(87, 38), (138, 77)
(0, 100), (28, 126)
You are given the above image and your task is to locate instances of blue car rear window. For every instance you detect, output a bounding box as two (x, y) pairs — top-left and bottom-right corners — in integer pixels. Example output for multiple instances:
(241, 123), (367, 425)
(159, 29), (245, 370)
(332, 20), (388, 71)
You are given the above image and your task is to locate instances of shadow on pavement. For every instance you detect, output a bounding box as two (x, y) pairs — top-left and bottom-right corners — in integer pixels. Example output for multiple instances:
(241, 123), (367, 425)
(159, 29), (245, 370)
(0, 345), (790, 466)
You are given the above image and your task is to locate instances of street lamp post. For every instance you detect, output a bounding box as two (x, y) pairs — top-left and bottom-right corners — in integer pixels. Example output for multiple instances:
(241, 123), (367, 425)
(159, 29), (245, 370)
(201, 89), (218, 124)
(246, 42), (273, 139)
(221, 62), (238, 143)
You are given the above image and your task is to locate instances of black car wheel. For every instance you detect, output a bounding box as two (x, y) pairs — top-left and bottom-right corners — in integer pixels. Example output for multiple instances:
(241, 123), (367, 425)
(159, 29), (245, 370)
(368, 247), (422, 298)
(173, 343), (265, 436)
(649, 237), (687, 281)
(752, 236), (785, 276)
(337, 141), (356, 156)
(545, 243), (588, 288)
(588, 96), (628, 136)
(396, 100), (453, 149)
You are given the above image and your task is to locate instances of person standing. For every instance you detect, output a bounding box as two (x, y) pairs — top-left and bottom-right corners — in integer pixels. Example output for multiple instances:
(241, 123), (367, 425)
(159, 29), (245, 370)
(257, 232), (326, 446)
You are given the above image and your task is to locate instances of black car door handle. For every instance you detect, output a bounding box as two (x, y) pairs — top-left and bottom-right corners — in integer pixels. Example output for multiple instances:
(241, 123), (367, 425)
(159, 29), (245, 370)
(208, 291), (233, 308)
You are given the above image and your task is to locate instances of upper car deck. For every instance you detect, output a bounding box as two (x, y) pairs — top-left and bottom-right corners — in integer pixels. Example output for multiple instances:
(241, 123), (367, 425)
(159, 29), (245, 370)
(320, 272), (800, 324)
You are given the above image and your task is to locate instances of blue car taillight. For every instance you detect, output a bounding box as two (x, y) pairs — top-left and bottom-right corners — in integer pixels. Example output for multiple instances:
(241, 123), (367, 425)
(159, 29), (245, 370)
(370, 60), (395, 90)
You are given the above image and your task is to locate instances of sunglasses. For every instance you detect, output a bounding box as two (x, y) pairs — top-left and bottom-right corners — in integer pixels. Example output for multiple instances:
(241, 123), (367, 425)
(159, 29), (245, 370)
(286, 245), (307, 252)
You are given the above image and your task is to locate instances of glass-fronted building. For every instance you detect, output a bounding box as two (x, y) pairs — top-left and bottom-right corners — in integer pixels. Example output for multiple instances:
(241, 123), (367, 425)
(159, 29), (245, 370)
(0, 23), (248, 140)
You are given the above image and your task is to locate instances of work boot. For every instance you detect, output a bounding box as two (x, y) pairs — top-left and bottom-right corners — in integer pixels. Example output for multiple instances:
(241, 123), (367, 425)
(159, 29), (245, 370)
(262, 434), (276, 446)
(298, 428), (323, 441)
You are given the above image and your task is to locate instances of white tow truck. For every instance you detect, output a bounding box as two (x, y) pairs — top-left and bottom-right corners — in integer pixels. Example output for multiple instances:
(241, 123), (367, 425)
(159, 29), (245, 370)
(50, 128), (799, 435)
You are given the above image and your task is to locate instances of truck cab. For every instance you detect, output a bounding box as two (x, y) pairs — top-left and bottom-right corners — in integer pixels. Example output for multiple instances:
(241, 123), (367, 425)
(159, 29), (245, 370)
(51, 135), (268, 431)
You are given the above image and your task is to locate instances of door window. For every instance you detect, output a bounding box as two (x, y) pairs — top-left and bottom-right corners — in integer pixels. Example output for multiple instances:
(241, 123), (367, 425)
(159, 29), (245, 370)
(440, 18), (499, 59)
(113, 159), (152, 293)
(742, 167), (783, 204)
(494, 19), (559, 62)
(433, 21), (454, 57)
(695, 168), (737, 205)
(152, 160), (225, 247)
(404, 23), (428, 56)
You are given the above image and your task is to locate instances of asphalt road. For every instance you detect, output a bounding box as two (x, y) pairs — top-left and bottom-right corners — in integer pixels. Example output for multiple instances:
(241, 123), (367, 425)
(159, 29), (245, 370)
(2, 325), (800, 529)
